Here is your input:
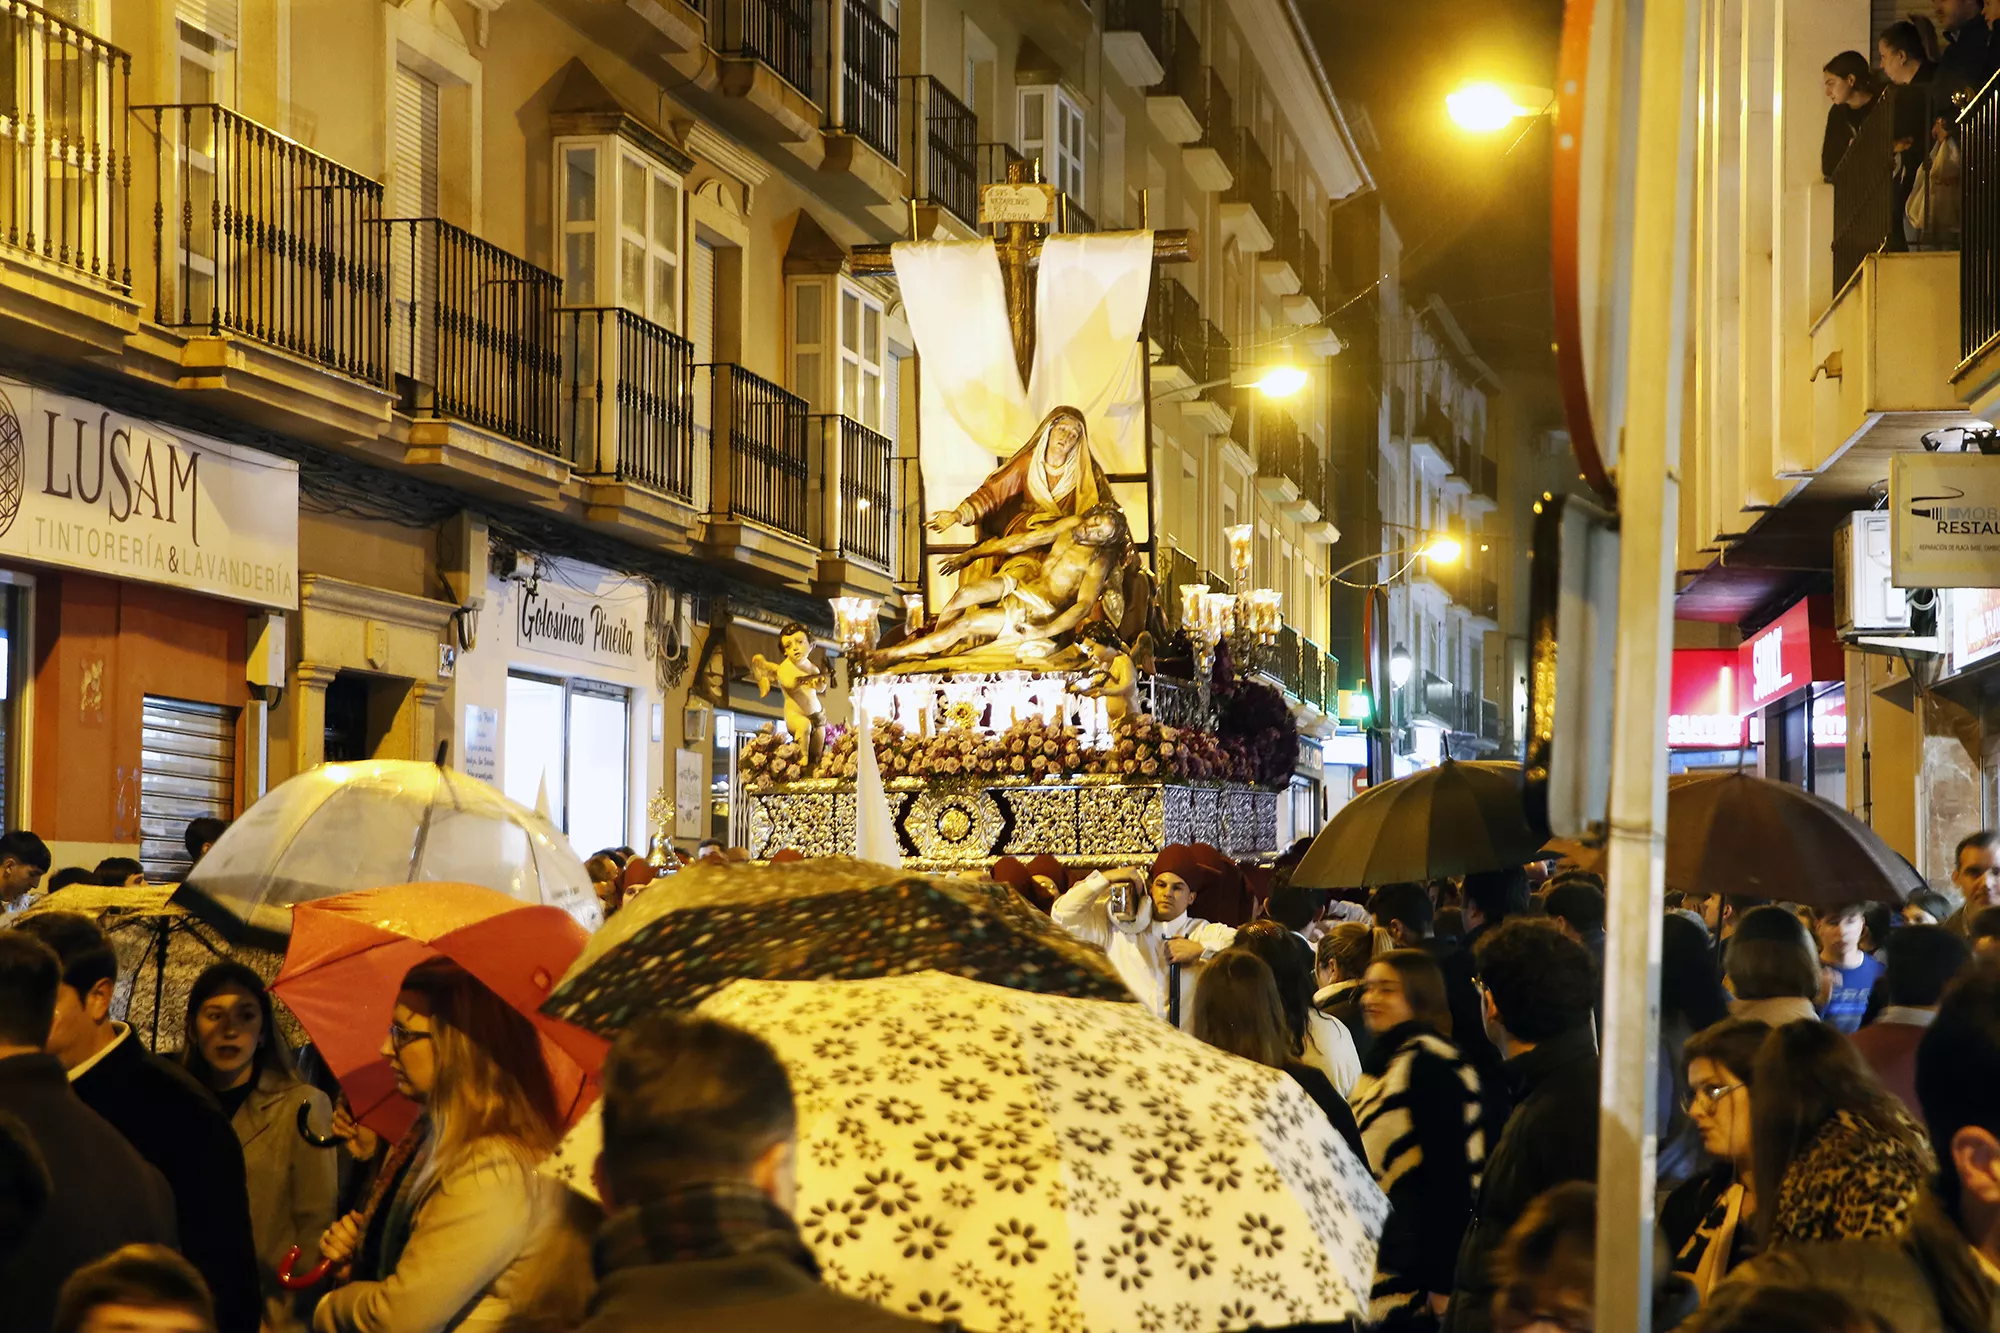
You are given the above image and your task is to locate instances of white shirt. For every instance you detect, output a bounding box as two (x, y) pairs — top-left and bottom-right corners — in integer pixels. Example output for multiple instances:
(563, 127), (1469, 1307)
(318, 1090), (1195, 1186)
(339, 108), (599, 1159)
(1303, 1009), (1363, 1098)
(1053, 871), (1235, 1028)
(66, 1020), (131, 1082)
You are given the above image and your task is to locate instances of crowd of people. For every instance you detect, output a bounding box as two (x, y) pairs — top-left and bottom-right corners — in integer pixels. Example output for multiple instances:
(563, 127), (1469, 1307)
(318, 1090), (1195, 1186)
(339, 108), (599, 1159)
(0, 815), (1995, 1333)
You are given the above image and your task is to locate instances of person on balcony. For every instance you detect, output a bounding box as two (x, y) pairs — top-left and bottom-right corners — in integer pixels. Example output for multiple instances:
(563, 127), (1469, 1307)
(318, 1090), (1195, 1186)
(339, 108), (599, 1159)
(1934, 0), (1993, 103)
(1822, 51), (1882, 181)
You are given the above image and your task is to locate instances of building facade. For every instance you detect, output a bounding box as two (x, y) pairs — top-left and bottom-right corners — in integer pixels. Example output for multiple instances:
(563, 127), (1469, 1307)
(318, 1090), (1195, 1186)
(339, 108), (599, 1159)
(0, 0), (1513, 865)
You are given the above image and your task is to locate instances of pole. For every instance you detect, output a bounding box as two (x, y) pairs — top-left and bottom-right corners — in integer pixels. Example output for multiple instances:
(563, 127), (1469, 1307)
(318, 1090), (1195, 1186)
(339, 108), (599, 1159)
(1596, 0), (1700, 1327)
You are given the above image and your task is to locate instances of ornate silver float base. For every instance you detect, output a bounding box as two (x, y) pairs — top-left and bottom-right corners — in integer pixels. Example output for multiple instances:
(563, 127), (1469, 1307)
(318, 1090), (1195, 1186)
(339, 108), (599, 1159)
(745, 779), (1280, 868)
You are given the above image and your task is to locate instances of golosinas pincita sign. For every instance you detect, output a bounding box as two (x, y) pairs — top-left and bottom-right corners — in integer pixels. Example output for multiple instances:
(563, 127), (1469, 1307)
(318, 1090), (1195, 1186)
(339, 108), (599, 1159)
(1892, 453), (2000, 588)
(514, 583), (643, 671)
(0, 378), (297, 609)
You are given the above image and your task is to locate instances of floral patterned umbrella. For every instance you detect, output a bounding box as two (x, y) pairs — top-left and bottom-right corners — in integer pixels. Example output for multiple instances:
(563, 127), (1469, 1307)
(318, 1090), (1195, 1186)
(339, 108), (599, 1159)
(542, 857), (1133, 1033)
(542, 972), (1387, 1332)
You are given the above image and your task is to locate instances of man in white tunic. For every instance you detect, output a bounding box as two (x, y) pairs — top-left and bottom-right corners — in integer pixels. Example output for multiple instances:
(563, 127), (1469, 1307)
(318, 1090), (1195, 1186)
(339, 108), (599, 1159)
(1053, 844), (1237, 1028)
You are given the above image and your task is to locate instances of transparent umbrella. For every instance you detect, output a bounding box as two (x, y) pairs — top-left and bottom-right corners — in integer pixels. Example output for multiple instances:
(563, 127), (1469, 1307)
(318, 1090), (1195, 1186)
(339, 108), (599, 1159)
(180, 760), (602, 945)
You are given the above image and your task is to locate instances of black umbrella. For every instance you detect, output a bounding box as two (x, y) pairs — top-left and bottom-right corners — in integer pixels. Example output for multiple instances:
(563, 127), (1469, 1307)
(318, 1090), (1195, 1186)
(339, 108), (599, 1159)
(1666, 771), (1920, 906)
(1291, 759), (1544, 890)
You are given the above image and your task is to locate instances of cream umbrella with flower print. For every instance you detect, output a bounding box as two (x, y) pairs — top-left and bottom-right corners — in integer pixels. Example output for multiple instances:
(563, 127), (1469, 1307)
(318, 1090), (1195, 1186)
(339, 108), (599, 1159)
(542, 971), (1387, 1333)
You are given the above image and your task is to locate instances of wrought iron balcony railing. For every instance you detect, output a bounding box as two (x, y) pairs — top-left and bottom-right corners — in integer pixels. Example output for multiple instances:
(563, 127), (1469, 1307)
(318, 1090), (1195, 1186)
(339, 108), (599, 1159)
(0, 3), (129, 288)
(1147, 10), (1202, 107)
(1159, 543), (1197, 628)
(1832, 87), (1904, 296)
(1197, 319), (1230, 400)
(906, 76), (975, 226)
(716, 0), (817, 101)
(1107, 0), (1170, 76)
(560, 306), (698, 501)
(818, 413), (893, 568)
(1225, 129), (1275, 225)
(1147, 273), (1202, 378)
(839, 0), (898, 161)
(1195, 68), (1232, 154)
(700, 363), (812, 540)
(137, 102), (385, 384)
(1962, 78), (2000, 362)
(1296, 227), (1322, 305)
(1059, 194), (1098, 233)
(379, 217), (563, 453)
(1257, 406), (1300, 481)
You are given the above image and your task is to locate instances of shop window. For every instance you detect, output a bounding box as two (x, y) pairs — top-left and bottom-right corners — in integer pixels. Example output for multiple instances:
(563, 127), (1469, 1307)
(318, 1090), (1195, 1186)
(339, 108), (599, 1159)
(1016, 83), (1085, 200)
(503, 672), (630, 857)
(556, 138), (682, 331)
(139, 696), (238, 883)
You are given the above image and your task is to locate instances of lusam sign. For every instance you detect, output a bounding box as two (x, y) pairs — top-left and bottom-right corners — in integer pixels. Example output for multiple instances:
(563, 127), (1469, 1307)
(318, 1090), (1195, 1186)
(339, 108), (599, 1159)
(0, 378), (297, 609)
(1737, 596), (1843, 711)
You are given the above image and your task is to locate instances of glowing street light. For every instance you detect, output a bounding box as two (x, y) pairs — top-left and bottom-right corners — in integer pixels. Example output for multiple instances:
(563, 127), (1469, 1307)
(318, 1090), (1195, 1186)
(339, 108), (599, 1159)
(1249, 363), (1309, 398)
(1445, 81), (1553, 133)
(1422, 534), (1464, 564)
(1389, 643), (1413, 689)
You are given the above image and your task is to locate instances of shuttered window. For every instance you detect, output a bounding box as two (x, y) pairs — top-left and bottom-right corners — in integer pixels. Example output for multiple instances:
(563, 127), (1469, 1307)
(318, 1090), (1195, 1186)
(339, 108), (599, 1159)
(390, 66), (440, 219)
(691, 237), (717, 457)
(390, 64), (441, 384)
(175, 0), (238, 46)
(139, 696), (237, 883)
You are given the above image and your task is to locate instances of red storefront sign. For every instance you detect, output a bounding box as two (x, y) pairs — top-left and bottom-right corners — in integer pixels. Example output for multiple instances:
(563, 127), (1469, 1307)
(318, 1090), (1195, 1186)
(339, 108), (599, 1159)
(1737, 595), (1844, 711)
(1667, 649), (1745, 749)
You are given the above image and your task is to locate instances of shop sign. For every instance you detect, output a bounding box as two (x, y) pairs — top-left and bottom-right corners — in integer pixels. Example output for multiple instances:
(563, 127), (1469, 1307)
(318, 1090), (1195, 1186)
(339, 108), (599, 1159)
(674, 747), (704, 840)
(1891, 452), (2000, 587)
(515, 584), (642, 671)
(1666, 649), (1744, 749)
(1737, 595), (1843, 711)
(0, 378), (297, 608)
(463, 705), (499, 783)
(1952, 588), (2000, 673)
(1812, 693), (1848, 748)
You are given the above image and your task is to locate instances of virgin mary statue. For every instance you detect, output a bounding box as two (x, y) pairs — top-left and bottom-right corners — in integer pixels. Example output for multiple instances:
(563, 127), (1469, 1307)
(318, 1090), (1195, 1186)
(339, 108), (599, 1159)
(925, 405), (1113, 588)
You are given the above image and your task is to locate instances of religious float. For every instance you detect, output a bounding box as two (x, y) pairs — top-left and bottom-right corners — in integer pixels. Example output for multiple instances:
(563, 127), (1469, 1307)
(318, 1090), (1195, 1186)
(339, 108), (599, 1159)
(737, 180), (1310, 871)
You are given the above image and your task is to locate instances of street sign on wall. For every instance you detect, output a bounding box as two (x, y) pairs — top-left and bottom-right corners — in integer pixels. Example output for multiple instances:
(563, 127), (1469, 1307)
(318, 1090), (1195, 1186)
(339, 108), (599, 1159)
(1890, 453), (2000, 588)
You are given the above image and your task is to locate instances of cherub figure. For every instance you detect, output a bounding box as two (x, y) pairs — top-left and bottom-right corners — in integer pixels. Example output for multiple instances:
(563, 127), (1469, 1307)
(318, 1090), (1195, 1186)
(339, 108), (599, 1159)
(1073, 621), (1141, 723)
(750, 622), (829, 768)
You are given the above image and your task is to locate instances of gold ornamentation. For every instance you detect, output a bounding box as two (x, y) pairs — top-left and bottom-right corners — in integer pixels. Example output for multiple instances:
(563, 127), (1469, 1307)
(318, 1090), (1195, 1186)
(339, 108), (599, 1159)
(1078, 786), (1164, 856)
(906, 787), (1005, 861)
(1001, 787), (1081, 856)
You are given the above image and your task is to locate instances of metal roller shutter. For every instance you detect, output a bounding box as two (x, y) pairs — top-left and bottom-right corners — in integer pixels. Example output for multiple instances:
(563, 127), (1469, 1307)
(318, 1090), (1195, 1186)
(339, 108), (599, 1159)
(139, 696), (237, 883)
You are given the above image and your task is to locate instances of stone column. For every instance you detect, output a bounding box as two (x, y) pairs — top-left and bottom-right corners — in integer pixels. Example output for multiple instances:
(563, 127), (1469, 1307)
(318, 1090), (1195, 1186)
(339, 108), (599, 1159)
(290, 662), (339, 773)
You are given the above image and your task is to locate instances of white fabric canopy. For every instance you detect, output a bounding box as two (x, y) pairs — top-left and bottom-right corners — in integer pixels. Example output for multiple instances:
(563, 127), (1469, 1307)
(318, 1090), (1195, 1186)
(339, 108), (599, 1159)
(891, 231), (1155, 540)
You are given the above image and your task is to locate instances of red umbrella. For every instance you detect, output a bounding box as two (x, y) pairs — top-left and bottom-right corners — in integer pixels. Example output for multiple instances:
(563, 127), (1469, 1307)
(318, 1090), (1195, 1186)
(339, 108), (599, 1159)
(273, 882), (607, 1141)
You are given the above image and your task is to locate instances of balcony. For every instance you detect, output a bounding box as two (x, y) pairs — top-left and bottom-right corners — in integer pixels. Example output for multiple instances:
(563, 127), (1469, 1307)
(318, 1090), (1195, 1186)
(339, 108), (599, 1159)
(1220, 129), (1275, 252)
(380, 217), (568, 498)
(1184, 320), (1232, 435)
(1410, 401), (1455, 475)
(1284, 228), (1323, 324)
(1958, 77), (2000, 412)
(906, 76), (976, 231)
(1273, 625), (1302, 699)
(560, 307), (704, 547)
(1299, 644), (1323, 714)
(1183, 70), (1234, 194)
(822, 0), (902, 203)
(131, 102), (394, 442)
(811, 413), (896, 597)
(1104, 0), (1168, 90)
(697, 363), (817, 579)
(0, 4), (136, 356)
(1159, 544), (1197, 629)
(1145, 10), (1203, 144)
(713, 0), (821, 145)
(1292, 436), (1326, 523)
(1059, 195), (1099, 233)
(1463, 452), (1499, 520)
(1255, 408), (1301, 507)
(1259, 194), (1302, 295)
(1147, 273), (1203, 391)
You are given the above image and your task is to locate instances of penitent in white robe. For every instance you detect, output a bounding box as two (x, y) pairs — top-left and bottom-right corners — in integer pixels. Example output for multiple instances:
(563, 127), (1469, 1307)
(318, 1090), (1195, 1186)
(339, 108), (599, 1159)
(1053, 872), (1236, 1029)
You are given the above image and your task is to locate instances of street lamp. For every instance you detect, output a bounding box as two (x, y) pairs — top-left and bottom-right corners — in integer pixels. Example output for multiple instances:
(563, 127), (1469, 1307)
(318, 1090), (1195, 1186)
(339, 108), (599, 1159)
(1445, 81), (1555, 133)
(1322, 534), (1465, 785)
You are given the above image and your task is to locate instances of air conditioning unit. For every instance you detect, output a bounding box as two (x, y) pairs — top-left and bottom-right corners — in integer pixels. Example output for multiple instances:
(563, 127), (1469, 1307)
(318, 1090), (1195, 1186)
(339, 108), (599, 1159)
(1834, 511), (1911, 638)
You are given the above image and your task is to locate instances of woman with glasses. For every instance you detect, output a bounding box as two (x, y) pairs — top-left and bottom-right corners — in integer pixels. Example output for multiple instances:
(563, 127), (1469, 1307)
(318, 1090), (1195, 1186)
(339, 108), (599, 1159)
(182, 963), (339, 1332)
(1660, 1019), (1768, 1305)
(312, 959), (563, 1333)
(1347, 948), (1488, 1328)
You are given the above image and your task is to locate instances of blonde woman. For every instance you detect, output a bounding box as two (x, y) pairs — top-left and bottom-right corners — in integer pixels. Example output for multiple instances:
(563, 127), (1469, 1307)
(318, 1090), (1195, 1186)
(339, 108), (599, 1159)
(314, 960), (562, 1333)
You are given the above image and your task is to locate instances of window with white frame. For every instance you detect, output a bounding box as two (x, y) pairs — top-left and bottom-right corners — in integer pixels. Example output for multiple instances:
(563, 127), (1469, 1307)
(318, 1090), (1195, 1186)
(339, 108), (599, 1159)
(168, 7), (239, 328)
(557, 138), (682, 331)
(789, 277), (886, 428)
(1017, 84), (1085, 200)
